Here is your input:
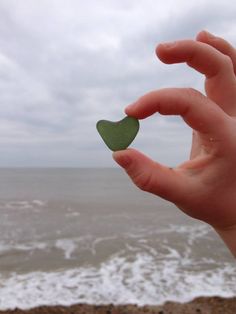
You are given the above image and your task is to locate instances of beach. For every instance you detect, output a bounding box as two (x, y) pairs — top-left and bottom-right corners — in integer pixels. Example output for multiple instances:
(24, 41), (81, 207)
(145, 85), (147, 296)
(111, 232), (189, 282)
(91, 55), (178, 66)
(0, 297), (236, 314)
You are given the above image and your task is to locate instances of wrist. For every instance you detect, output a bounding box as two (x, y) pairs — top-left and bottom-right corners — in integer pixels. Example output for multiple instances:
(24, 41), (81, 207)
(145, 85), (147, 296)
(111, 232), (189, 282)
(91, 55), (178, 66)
(214, 224), (236, 258)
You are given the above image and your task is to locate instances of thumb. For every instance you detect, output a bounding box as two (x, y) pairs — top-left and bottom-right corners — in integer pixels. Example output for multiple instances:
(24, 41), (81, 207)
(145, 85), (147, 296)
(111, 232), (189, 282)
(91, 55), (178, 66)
(113, 148), (186, 203)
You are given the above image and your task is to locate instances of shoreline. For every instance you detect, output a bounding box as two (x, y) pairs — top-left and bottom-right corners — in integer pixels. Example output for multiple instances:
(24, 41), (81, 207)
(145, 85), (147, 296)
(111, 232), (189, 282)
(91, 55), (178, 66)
(0, 296), (236, 314)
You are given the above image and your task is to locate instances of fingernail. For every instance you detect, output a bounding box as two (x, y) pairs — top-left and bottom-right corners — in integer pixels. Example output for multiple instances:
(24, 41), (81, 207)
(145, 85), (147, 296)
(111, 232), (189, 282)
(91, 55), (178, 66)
(159, 41), (177, 49)
(112, 151), (132, 168)
(204, 30), (216, 39)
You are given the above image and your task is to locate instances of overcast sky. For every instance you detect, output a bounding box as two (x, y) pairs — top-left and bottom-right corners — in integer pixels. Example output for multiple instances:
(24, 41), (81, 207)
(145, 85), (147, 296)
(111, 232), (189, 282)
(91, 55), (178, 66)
(0, 0), (236, 167)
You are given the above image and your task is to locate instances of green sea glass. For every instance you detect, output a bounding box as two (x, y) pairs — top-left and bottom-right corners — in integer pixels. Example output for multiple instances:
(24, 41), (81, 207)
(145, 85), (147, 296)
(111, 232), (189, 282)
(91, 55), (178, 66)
(96, 116), (139, 151)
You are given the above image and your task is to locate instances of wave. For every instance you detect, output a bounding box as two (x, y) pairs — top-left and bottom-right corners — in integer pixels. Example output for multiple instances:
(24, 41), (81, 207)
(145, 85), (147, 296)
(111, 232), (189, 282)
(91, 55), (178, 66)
(0, 250), (235, 310)
(0, 200), (46, 210)
(0, 222), (235, 310)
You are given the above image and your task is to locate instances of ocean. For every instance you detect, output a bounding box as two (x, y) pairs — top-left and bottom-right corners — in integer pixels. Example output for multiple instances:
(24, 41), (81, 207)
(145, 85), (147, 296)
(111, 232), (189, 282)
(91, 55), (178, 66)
(0, 168), (235, 310)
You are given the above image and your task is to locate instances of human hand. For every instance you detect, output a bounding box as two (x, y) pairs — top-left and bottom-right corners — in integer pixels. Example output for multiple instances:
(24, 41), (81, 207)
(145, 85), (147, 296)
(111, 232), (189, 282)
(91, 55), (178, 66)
(113, 31), (236, 256)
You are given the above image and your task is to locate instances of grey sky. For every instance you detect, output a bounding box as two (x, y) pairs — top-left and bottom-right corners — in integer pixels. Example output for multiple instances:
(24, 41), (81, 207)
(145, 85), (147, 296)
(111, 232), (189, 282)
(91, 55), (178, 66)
(0, 0), (235, 167)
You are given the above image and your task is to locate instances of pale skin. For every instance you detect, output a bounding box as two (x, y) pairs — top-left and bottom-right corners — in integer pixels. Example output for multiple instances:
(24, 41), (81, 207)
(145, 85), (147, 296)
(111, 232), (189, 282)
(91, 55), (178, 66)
(113, 30), (236, 258)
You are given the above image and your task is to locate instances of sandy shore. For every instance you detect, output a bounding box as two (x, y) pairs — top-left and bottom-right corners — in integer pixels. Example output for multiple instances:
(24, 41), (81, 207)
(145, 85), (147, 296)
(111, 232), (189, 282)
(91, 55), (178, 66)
(0, 296), (236, 314)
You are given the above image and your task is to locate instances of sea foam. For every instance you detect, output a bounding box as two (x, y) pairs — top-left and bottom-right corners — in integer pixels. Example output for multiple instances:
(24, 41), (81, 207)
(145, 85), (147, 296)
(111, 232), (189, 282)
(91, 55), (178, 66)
(0, 247), (236, 310)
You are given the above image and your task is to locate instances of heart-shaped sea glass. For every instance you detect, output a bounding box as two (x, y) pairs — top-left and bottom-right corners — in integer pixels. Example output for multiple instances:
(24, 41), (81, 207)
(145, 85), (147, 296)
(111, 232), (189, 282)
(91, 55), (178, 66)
(96, 116), (139, 151)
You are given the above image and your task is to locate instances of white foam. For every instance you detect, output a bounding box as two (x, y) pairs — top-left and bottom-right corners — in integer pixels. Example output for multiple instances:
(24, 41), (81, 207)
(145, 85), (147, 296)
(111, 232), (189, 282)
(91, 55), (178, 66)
(0, 200), (46, 211)
(5, 201), (34, 210)
(55, 239), (77, 259)
(32, 200), (45, 207)
(65, 212), (80, 218)
(0, 236), (94, 258)
(0, 222), (235, 309)
(0, 250), (235, 310)
(0, 241), (48, 254)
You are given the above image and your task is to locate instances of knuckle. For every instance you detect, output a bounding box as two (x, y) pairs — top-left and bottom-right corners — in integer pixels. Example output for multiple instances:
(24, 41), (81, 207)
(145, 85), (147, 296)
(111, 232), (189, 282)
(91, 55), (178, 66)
(132, 171), (154, 192)
(221, 54), (234, 70)
(184, 87), (202, 97)
(183, 88), (203, 107)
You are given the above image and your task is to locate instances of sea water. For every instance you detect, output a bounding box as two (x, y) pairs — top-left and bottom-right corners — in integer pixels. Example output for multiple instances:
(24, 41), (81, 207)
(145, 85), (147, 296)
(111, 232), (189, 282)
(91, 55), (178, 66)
(0, 168), (235, 310)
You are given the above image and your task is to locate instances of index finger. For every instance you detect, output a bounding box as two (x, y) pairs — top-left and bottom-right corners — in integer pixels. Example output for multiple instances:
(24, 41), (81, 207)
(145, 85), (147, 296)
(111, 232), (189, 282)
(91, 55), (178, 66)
(125, 87), (228, 136)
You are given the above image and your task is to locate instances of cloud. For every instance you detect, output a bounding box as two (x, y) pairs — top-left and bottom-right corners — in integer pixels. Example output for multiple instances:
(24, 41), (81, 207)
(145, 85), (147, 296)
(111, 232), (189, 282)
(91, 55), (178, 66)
(0, 0), (235, 166)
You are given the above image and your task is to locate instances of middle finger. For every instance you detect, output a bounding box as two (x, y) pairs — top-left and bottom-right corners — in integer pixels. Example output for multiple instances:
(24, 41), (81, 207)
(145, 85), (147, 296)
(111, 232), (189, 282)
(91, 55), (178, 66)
(156, 39), (236, 116)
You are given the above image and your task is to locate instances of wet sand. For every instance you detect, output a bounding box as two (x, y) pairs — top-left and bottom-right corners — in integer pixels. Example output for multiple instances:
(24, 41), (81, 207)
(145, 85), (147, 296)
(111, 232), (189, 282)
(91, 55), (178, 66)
(0, 296), (236, 314)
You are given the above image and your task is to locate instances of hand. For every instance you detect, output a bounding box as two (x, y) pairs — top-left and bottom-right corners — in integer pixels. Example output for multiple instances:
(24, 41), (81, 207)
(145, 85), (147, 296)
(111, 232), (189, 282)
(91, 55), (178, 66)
(113, 31), (236, 256)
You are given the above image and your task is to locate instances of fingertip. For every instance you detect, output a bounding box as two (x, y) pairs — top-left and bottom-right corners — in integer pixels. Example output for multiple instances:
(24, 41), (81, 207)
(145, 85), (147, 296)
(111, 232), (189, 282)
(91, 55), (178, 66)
(196, 30), (217, 42)
(155, 44), (164, 61)
(112, 150), (132, 168)
(113, 148), (147, 169)
(156, 41), (178, 52)
(155, 42), (167, 57)
(155, 41), (179, 64)
(124, 103), (136, 115)
(124, 101), (143, 119)
(155, 43), (162, 55)
(196, 30), (207, 40)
